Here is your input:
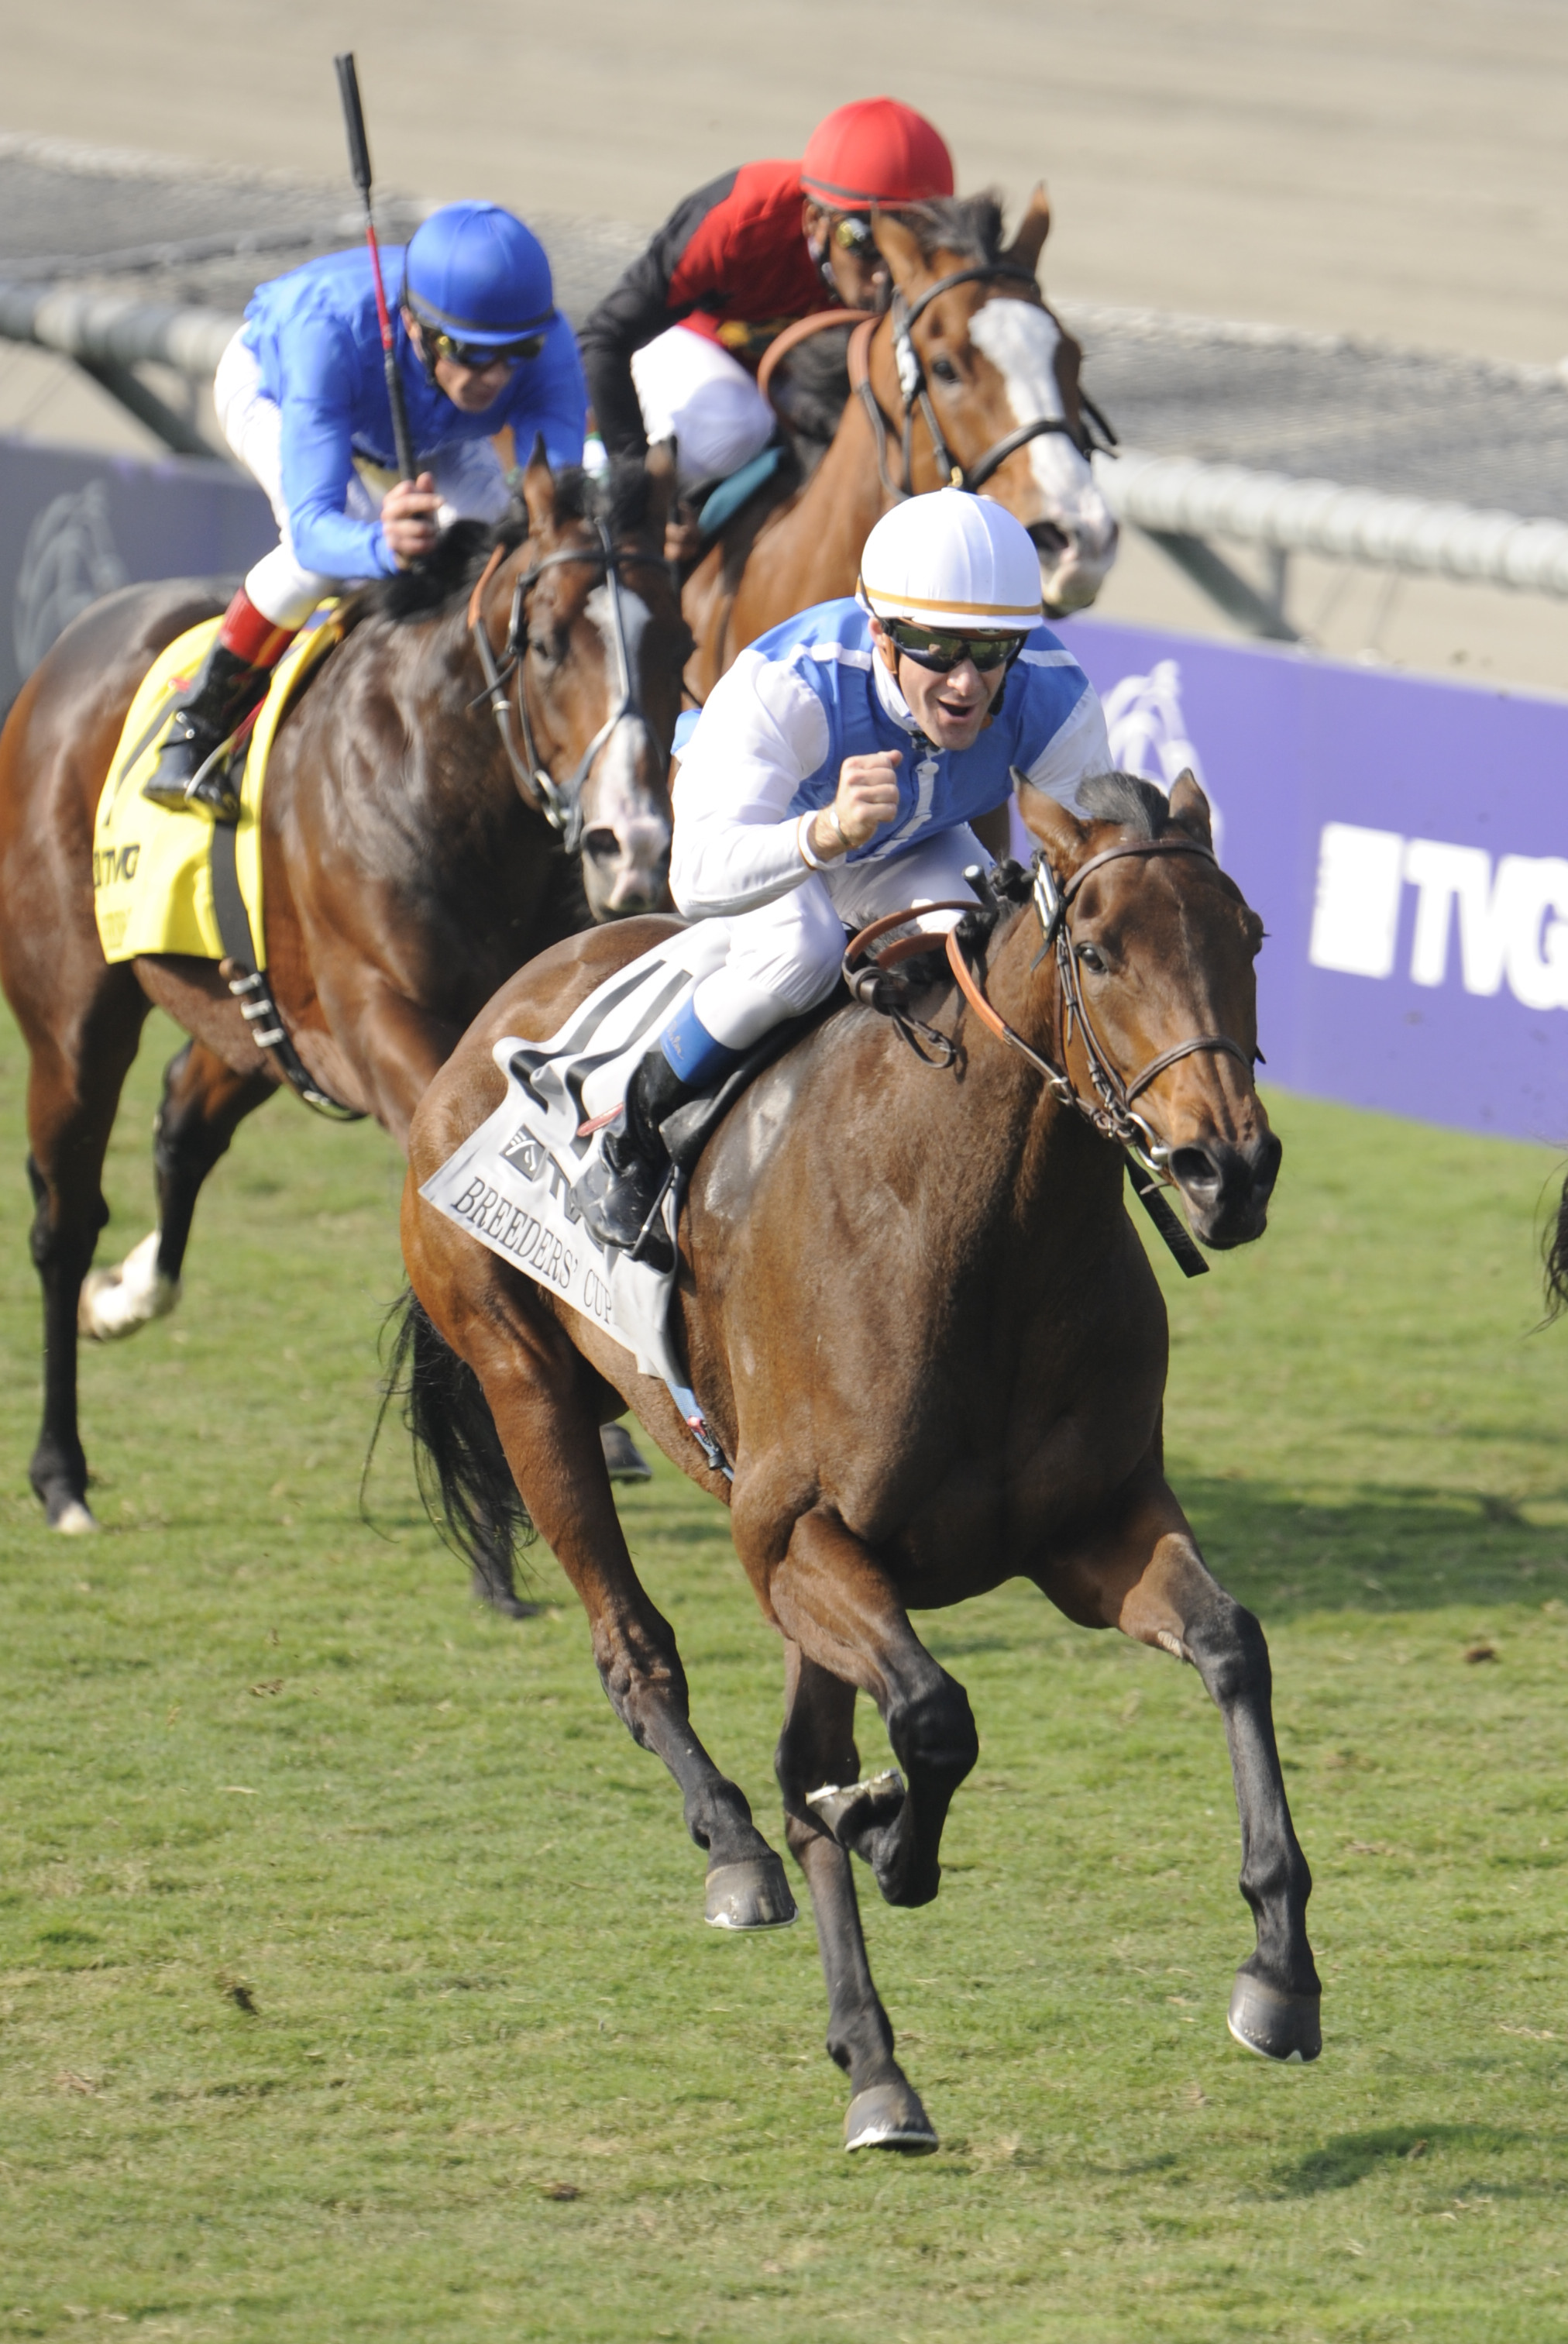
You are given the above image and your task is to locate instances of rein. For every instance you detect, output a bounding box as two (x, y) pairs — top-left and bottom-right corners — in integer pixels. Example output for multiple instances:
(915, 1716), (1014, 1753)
(843, 825), (1255, 1278)
(466, 521), (667, 855)
(848, 264), (1117, 503)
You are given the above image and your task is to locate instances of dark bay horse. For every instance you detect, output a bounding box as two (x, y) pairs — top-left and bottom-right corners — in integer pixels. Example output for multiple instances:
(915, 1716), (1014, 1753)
(396, 769), (1319, 2151)
(683, 192), (1119, 697)
(0, 450), (688, 1545)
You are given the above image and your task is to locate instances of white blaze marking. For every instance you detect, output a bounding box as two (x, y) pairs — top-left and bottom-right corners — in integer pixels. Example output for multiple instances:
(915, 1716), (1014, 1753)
(583, 583), (670, 903)
(967, 299), (1118, 592)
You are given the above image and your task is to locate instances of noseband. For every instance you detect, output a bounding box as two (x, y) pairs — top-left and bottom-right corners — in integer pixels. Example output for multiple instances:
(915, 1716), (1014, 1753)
(850, 263), (1118, 504)
(466, 521), (668, 855)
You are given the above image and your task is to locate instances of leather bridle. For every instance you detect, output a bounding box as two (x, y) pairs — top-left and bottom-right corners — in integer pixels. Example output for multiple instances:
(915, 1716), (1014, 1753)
(843, 817), (1257, 1274)
(466, 521), (669, 855)
(848, 263), (1118, 503)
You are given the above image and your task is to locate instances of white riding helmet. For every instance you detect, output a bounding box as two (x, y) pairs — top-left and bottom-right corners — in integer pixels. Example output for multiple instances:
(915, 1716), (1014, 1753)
(858, 489), (1043, 634)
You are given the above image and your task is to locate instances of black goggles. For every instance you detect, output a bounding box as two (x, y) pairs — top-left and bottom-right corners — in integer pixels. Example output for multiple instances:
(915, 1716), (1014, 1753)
(421, 325), (547, 371)
(883, 617), (1030, 673)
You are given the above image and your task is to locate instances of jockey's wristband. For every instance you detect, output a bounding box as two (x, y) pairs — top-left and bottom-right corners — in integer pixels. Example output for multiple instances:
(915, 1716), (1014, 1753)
(797, 811), (830, 871)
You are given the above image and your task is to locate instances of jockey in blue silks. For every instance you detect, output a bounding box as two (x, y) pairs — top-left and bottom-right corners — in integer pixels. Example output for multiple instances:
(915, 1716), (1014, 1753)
(575, 488), (1113, 1262)
(147, 200), (586, 815)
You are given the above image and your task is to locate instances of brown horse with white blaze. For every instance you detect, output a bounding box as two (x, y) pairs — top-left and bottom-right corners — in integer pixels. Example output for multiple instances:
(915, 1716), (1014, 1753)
(683, 191), (1119, 696)
(0, 451), (686, 1545)
(396, 769), (1320, 2152)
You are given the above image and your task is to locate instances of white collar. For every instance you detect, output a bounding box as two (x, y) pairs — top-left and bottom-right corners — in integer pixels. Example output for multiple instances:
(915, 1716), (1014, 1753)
(872, 648), (927, 742)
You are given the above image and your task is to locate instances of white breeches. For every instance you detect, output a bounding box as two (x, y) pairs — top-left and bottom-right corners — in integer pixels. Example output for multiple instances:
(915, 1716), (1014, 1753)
(630, 323), (775, 489)
(213, 330), (513, 627)
(693, 825), (986, 1051)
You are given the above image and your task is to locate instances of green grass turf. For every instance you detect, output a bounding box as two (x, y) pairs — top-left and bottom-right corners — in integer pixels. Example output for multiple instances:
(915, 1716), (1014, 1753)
(2, 1002), (1566, 2341)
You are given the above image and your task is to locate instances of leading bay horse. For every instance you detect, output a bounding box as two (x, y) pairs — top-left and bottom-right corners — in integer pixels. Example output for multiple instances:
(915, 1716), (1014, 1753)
(395, 768), (1319, 2150)
(683, 191), (1120, 697)
(0, 451), (687, 1559)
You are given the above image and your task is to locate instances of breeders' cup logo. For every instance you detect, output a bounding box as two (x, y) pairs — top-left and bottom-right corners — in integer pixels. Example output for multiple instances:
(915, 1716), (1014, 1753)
(14, 480), (128, 680)
(500, 1126), (547, 1182)
(1102, 659), (1222, 859)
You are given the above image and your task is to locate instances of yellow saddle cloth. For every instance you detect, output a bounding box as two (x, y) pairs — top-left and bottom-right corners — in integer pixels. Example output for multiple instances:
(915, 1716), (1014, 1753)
(92, 603), (343, 966)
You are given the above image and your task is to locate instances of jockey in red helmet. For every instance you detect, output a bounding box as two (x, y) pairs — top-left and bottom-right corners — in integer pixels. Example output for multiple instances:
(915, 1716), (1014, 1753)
(578, 98), (953, 556)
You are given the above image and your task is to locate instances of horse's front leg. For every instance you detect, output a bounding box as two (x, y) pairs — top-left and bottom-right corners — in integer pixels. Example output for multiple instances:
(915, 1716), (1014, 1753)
(775, 1646), (937, 2152)
(752, 1503), (978, 1910)
(1044, 1470), (1322, 2062)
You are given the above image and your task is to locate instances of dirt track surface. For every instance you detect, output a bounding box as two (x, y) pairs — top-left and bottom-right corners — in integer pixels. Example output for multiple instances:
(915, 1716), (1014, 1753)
(5, 2), (1566, 687)
(5, 0), (1563, 364)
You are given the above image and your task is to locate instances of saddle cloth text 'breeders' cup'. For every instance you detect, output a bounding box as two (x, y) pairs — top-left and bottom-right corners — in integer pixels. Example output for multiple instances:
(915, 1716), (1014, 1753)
(418, 924), (736, 1444)
(91, 604), (342, 965)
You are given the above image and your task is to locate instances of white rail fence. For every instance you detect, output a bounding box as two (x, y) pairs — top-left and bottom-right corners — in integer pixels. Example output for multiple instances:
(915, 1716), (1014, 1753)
(5, 280), (1568, 634)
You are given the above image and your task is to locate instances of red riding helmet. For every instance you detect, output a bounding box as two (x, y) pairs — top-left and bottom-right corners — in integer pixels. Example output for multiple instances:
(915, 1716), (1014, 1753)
(799, 97), (954, 209)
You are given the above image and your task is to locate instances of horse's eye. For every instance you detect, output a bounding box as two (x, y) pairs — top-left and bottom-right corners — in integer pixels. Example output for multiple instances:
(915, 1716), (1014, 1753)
(930, 355), (960, 386)
(1077, 943), (1107, 975)
(529, 633), (559, 666)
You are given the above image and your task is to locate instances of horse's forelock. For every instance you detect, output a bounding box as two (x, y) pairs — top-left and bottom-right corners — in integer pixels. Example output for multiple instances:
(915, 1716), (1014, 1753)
(1074, 770), (1171, 838)
(902, 192), (1006, 270)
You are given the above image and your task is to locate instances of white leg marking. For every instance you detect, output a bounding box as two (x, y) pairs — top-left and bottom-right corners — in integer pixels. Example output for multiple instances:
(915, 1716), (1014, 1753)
(53, 1500), (100, 1536)
(78, 1229), (181, 1343)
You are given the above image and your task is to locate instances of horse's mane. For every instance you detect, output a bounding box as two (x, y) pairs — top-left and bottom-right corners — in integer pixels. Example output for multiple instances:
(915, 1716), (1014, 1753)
(1075, 771), (1174, 836)
(362, 460), (653, 625)
(900, 192), (1007, 270)
(770, 329), (857, 452)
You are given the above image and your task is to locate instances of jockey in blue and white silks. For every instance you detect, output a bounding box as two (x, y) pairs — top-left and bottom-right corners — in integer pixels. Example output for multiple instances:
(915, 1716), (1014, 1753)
(575, 489), (1112, 1261)
(147, 201), (586, 815)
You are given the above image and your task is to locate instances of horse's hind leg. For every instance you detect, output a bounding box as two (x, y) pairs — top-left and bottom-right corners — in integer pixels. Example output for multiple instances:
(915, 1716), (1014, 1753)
(405, 1234), (796, 1928)
(22, 977), (150, 1528)
(79, 1039), (276, 1341)
(775, 1646), (937, 2153)
(1046, 1471), (1322, 2063)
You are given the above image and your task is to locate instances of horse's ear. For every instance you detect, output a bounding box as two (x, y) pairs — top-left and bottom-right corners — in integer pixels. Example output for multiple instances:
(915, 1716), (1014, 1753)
(1002, 183), (1052, 281)
(871, 208), (926, 290)
(643, 439), (677, 538)
(521, 432), (558, 539)
(1016, 780), (1089, 870)
(1167, 769), (1214, 850)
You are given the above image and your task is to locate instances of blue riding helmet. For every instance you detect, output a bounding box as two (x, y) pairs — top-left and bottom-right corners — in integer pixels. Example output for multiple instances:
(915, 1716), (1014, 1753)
(403, 201), (556, 344)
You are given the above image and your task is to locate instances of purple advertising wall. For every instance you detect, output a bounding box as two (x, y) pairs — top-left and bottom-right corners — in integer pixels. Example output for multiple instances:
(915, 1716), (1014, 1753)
(0, 434), (274, 711)
(1055, 616), (1568, 1148)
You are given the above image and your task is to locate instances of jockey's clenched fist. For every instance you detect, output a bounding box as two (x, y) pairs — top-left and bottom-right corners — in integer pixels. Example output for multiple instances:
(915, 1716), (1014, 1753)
(810, 749), (903, 860)
(381, 473), (443, 566)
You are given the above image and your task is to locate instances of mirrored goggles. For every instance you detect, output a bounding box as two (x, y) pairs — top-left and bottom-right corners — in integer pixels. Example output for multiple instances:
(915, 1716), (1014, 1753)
(882, 617), (1030, 673)
(831, 212), (879, 256)
(422, 325), (547, 372)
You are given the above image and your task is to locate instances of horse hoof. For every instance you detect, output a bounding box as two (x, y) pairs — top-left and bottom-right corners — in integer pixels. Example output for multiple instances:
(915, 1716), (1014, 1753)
(844, 2080), (939, 2154)
(78, 1231), (180, 1342)
(51, 1498), (99, 1536)
(806, 1769), (906, 1847)
(600, 1423), (653, 1482)
(704, 1855), (797, 1930)
(1227, 1972), (1322, 2063)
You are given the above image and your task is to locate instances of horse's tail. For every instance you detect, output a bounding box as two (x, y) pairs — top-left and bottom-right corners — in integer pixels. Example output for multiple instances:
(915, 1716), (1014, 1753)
(1546, 1169), (1568, 1321)
(372, 1285), (535, 1606)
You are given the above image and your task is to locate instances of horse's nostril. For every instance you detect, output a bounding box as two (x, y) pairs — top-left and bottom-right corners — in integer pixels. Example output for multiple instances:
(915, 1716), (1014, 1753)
(1027, 520), (1069, 559)
(581, 827), (619, 863)
(1170, 1145), (1221, 1196)
(1253, 1134), (1284, 1195)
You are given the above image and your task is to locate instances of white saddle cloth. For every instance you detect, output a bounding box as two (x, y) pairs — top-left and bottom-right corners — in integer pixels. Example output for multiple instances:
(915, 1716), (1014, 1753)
(418, 924), (733, 1401)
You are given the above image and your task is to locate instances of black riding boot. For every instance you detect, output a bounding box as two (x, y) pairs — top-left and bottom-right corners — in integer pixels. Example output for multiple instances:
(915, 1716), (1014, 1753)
(573, 1048), (698, 1270)
(142, 639), (269, 818)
